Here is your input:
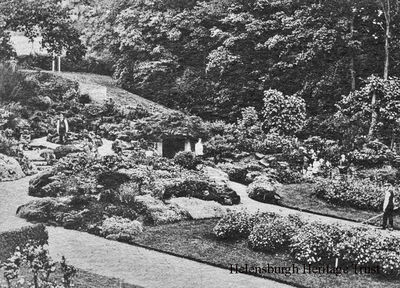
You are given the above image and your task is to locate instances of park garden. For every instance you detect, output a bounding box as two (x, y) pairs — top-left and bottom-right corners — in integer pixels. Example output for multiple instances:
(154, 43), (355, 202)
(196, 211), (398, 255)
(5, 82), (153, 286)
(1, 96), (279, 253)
(2, 0), (400, 287)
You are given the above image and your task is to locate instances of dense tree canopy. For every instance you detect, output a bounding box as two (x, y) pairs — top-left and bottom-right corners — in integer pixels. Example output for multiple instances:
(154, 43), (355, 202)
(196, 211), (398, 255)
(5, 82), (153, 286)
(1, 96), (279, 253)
(4, 0), (400, 146)
(73, 0), (400, 126)
(0, 0), (85, 60)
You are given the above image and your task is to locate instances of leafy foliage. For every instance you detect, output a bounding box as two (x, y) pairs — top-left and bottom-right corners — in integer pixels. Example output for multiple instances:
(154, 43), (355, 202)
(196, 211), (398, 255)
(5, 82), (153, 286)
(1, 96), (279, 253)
(262, 89), (306, 135)
(1, 242), (76, 288)
(1, 0), (86, 59)
(248, 216), (300, 252)
(173, 151), (200, 170)
(213, 210), (276, 240)
(314, 177), (393, 211)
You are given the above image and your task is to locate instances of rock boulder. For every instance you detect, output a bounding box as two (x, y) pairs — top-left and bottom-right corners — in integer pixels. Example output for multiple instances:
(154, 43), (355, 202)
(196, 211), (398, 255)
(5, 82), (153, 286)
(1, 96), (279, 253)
(16, 198), (67, 222)
(0, 153), (25, 182)
(28, 169), (56, 197)
(54, 145), (83, 159)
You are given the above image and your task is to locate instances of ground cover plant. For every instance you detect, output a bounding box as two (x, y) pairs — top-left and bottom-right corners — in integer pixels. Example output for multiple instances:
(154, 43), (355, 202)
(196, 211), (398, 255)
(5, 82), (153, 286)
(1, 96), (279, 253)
(127, 218), (400, 288)
(0, 225), (48, 263)
(18, 149), (239, 240)
(0, 242), (139, 288)
(213, 210), (400, 277)
(314, 177), (393, 212)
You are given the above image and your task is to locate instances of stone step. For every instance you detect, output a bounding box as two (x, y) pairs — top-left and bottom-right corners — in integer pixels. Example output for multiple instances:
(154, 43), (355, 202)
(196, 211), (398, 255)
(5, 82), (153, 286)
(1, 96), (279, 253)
(37, 165), (53, 171)
(30, 158), (47, 162)
(35, 161), (49, 166)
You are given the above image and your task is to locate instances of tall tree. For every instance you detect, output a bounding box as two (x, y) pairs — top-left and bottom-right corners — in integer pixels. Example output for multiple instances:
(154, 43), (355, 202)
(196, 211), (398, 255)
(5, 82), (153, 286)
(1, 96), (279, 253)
(0, 0), (86, 59)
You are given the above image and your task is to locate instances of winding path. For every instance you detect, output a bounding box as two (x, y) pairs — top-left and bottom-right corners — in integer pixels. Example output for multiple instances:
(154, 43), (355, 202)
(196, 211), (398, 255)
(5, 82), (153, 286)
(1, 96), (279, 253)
(1, 176), (293, 288)
(205, 167), (400, 237)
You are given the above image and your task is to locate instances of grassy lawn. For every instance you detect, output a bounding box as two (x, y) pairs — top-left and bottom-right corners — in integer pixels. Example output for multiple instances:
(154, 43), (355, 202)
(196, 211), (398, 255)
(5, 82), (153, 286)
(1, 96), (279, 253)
(55, 71), (172, 113)
(277, 183), (400, 229)
(0, 266), (141, 288)
(130, 219), (400, 288)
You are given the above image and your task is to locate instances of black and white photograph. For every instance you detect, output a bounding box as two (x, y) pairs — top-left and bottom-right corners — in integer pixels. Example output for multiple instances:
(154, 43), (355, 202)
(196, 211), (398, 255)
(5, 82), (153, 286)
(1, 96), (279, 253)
(1, 0), (400, 287)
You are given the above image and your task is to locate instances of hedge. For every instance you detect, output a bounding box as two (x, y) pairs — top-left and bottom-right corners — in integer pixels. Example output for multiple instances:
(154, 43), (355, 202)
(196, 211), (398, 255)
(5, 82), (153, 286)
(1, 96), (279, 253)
(0, 224), (48, 262)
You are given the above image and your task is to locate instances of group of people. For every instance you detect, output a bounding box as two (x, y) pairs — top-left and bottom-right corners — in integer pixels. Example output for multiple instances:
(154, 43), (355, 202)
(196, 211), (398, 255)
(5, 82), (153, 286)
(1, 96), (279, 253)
(302, 150), (333, 178)
(301, 150), (397, 230)
(302, 151), (352, 180)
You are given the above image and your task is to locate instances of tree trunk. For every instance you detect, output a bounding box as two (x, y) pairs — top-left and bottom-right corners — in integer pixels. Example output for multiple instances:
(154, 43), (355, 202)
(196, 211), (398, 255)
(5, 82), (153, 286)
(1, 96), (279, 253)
(391, 129), (395, 149)
(350, 15), (356, 91)
(381, 0), (390, 80)
(350, 58), (356, 91)
(368, 90), (377, 139)
(384, 17), (390, 80)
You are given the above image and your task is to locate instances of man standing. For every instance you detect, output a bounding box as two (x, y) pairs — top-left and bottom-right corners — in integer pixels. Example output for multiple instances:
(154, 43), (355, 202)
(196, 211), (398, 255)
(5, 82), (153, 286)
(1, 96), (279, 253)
(338, 154), (349, 180)
(56, 113), (69, 144)
(382, 183), (396, 230)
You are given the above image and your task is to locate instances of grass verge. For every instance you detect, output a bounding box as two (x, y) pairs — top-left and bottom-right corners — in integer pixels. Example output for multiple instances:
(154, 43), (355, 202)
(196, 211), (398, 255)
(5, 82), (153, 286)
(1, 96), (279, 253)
(130, 219), (400, 288)
(277, 183), (400, 228)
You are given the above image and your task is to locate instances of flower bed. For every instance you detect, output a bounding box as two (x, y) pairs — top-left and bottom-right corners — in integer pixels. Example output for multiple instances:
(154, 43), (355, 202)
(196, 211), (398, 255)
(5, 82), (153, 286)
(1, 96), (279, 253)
(20, 150), (240, 242)
(213, 210), (400, 277)
(313, 178), (391, 212)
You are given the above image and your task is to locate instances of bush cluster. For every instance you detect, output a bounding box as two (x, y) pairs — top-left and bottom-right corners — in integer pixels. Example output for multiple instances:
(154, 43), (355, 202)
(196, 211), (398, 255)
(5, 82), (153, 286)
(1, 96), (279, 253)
(0, 224), (48, 263)
(349, 140), (395, 168)
(218, 163), (248, 184)
(314, 178), (390, 212)
(213, 210), (276, 239)
(164, 177), (240, 206)
(290, 222), (344, 264)
(248, 217), (299, 252)
(173, 151), (200, 170)
(247, 177), (280, 204)
(213, 211), (400, 276)
(1, 242), (76, 288)
(272, 166), (304, 184)
(99, 216), (143, 241)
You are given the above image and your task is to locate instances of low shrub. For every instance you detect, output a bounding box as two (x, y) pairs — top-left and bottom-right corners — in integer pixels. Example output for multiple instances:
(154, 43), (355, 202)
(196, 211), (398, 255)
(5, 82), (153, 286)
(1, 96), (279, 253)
(355, 165), (399, 184)
(248, 216), (299, 252)
(247, 177), (280, 204)
(134, 195), (187, 225)
(215, 209), (400, 277)
(273, 166), (304, 184)
(173, 151), (200, 170)
(118, 181), (140, 206)
(218, 163), (248, 184)
(314, 178), (389, 212)
(336, 227), (388, 266)
(164, 178), (240, 205)
(290, 222), (344, 264)
(0, 133), (19, 157)
(213, 210), (276, 240)
(0, 224), (48, 262)
(1, 242), (77, 288)
(349, 140), (395, 168)
(99, 216), (143, 241)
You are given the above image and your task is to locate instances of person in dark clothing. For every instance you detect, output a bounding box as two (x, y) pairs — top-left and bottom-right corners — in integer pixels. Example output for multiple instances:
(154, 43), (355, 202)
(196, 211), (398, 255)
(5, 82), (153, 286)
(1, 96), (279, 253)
(338, 154), (349, 179)
(56, 113), (69, 144)
(382, 183), (396, 230)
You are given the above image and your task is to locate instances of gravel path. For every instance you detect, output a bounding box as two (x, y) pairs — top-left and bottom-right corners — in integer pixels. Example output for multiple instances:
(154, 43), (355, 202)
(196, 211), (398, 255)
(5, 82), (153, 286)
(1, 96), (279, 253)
(1, 176), (293, 288)
(227, 181), (400, 237)
(47, 227), (292, 288)
(0, 176), (35, 232)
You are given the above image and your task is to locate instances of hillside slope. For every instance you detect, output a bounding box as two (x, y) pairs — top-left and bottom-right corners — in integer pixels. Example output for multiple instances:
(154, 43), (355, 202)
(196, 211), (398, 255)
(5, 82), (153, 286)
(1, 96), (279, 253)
(52, 71), (173, 114)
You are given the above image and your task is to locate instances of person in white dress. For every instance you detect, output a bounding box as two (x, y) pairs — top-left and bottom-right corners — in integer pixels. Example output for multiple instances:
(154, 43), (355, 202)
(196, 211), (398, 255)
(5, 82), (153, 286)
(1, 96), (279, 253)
(195, 138), (204, 157)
